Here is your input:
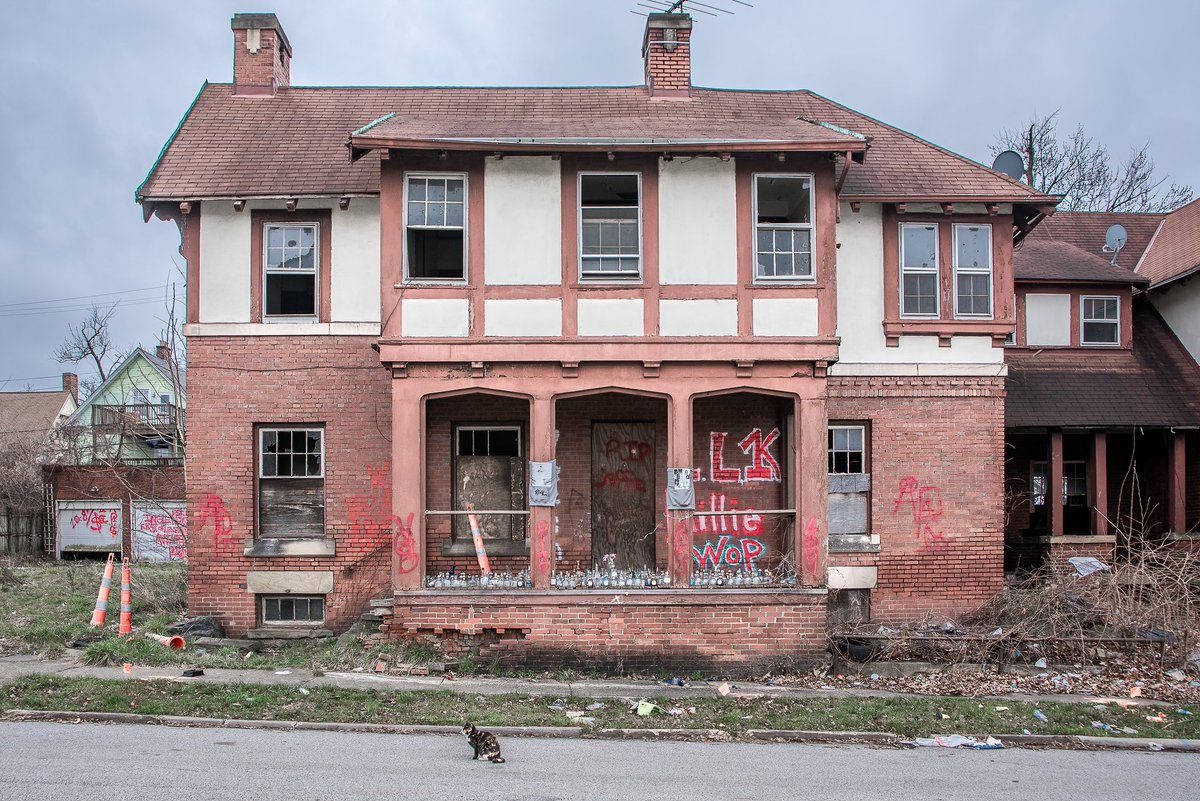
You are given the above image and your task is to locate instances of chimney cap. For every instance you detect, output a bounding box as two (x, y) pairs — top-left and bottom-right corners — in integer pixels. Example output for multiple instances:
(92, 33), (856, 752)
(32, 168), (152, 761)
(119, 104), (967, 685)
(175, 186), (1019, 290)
(231, 12), (292, 55)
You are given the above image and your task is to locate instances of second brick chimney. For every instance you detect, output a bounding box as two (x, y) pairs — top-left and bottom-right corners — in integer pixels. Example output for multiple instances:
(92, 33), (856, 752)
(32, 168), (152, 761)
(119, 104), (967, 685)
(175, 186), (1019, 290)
(642, 12), (692, 98)
(155, 340), (172, 363)
(231, 13), (292, 96)
(61, 373), (78, 405)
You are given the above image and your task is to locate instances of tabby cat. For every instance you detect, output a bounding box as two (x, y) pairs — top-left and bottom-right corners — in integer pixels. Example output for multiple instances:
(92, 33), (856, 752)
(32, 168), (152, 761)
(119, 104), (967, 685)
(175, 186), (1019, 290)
(462, 722), (506, 763)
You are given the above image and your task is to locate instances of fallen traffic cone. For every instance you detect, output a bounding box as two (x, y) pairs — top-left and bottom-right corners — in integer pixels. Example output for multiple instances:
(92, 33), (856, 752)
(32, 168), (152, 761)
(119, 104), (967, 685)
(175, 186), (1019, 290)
(144, 632), (186, 650)
(89, 554), (116, 629)
(117, 558), (133, 637)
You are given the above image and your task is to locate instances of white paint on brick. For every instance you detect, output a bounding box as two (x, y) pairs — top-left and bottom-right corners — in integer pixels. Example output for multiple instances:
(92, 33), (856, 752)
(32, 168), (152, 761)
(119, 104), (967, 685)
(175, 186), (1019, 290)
(834, 202), (1004, 368)
(330, 197), (380, 322)
(577, 298), (643, 336)
(1152, 282), (1200, 363)
(402, 299), (470, 338)
(658, 158), (737, 285)
(484, 299), (562, 337)
(484, 157), (562, 285)
(659, 299), (737, 337)
(199, 202), (252, 322)
(1025, 293), (1071, 346)
(828, 565), (878, 589)
(245, 570), (334, 594)
(752, 298), (818, 337)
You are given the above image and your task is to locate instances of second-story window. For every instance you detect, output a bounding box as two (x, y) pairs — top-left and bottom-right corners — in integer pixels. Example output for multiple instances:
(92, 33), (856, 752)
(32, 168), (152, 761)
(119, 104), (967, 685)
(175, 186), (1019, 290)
(264, 223), (318, 317)
(953, 224), (993, 318)
(579, 173), (641, 280)
(1081, 296), (1119, 346)
(406, 174), (466, 281)
(754, 174), (814, 282)
(900, 223), (939, 317)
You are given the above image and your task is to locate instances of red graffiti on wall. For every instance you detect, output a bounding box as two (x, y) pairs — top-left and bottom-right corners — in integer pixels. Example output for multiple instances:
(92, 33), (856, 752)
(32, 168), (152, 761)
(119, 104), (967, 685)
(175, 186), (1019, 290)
(709, 428), (782, 483)
(392, 512), (419, 574)
(193, 494), (235, 551)
(70, 508), (120, 538)
(593, 468), (646, 493)
(535, 519), (552, 578)
(604, 438), (653, 464)
(367, 460), (390, 490)
(691, 493), (763, 535)
(348, 461), (394, 545)
(672, 518), (691, 577)
(801, 516), (821, 577)
(894, 476), (947, 551)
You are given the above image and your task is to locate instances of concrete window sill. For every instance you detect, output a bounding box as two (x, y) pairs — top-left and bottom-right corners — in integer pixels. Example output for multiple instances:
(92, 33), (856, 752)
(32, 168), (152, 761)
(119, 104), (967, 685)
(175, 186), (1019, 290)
(243, 538), (336, 557)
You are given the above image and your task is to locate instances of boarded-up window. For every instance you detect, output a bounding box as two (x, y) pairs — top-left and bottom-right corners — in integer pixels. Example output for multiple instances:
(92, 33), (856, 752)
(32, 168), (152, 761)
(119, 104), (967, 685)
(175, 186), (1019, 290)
(828, 424), (870, 536)
(259, 428), (325, 538)
(453, 426), (526, 546)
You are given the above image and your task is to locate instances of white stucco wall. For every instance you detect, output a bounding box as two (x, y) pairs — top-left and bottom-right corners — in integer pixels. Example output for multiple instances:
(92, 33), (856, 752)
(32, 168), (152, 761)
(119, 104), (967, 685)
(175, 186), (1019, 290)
(658, 158), (738, 285)
(832, 202), (1004, 374)
(1152, 281), (1200, 363)
(659, 299), (737, 337)
(401, 298), (470, 338)
(752, 298), (818, 337)
(577, 298), (644, 336)
(330, 197), (380, 322)
(1025, 293), (1071, 346)
(484, 157), (562, 285)
(199, 202), (252, 322)
(484, 299), (562, 337)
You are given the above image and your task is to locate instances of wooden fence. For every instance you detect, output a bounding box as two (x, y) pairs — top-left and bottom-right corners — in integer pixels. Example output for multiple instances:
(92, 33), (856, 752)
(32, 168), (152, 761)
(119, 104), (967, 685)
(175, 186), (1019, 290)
(0, 508), (46, 554)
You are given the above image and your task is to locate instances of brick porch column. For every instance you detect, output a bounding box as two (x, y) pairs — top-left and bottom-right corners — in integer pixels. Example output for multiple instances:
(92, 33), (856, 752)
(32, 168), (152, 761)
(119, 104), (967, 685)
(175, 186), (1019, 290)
(1049, 430), (1064, 537)
(1091, 431), (1108, 536)
(1168, 431), (1187, 533)
(797, 396), (828, 587)
(391, 376), (424, 589)
(667, 392), (694, 587)
(529, 394), (556, 588)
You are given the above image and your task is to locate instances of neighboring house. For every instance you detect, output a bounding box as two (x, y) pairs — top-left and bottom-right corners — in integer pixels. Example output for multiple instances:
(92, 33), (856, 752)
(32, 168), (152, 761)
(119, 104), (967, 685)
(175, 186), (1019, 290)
(1139, 198), (1200, 364)
(47, 342), (187, 561)
(136, 11), (1059, 668)
(1005, 211), (1200, 566)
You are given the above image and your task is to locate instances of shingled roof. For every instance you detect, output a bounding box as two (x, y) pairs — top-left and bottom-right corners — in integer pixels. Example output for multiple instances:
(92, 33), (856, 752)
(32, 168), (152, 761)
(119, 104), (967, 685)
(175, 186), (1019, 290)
(137, 84), (1052, 205)
(1024, 211), (1164, 270)
(1013, 239), (1147, 285)
(1137, 198), (1200, 288)
(0, 390), (74, 450)
(1005, 303), (1200, 428)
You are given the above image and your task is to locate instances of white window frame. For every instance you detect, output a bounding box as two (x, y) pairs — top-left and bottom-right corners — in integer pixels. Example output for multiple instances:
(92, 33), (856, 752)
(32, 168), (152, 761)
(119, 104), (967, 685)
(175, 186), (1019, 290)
(1030, 460), (1047, 510)
(828, 424), (867, 475)
(262, 221), (320, 321)
(753, 172), (816, 284)
(403, 172), (468, 284)
(952, 224), (994, 319)
(578, 171), (643, 282)
(1080, 295), (1120, 347)
(899, 223), (940, 318)
(260, 595), (326, 627)
(258, 427), (325, 479)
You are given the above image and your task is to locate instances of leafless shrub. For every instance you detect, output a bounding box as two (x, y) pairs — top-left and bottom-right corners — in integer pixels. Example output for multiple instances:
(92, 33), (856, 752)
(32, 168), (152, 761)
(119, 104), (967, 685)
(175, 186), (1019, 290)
(132, 563), (188, 617)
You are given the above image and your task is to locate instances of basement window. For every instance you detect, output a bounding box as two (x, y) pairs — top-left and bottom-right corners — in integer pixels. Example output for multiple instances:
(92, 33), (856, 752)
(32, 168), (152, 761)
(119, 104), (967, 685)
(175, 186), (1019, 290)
(264, 223), (318, 317)
(579, 173), (641, 279)
(1081, 296), (1119, 346)
(406, 174), (467, 281)
(258, 427), (325, 538)
(261, 595), (325, 626)
(754, 174), (814, 281)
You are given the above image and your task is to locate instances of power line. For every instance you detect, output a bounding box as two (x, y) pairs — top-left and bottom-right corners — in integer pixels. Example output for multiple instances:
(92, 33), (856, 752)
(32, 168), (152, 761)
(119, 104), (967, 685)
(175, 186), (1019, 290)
(0, 297), (178, 319)
(0, 284), (170, 310)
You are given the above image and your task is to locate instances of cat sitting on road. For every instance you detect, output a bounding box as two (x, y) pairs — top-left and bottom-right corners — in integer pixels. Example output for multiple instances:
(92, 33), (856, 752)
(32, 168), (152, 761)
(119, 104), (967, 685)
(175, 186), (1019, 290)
(462, 722), (506, 763)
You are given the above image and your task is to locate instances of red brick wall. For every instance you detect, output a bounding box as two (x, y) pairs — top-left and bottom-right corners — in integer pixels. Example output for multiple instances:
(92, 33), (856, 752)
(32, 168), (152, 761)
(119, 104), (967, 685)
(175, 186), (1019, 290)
(827, 376), (1006, 621)
(185, 336), (392, 635)
(643, 25), (691, 94)
(233, 28), (289, 91)
(388, 590), (827, 675)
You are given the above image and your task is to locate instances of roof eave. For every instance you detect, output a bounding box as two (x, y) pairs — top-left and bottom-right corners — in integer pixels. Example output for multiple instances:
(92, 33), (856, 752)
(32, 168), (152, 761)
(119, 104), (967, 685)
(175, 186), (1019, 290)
(347, 135), (867, 160)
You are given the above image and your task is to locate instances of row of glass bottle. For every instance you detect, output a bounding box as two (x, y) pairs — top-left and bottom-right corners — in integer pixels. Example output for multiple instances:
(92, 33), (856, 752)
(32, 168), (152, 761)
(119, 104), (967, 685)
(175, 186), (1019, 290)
(423, 567), (795, 589)
(551, 569), (673, 590)
(689, 568), (794, 587)
(425, 571), (531, 589)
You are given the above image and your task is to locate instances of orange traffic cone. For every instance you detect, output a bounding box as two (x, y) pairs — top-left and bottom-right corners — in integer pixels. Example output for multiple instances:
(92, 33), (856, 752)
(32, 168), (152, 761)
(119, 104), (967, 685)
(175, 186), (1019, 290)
(144, 632), (186, 650)
(117, 558), (133, 637)
(89, 554), (116, 629)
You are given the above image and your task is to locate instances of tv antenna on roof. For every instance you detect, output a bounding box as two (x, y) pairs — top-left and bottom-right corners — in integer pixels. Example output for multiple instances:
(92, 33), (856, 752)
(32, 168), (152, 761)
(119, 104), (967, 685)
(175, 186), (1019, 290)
(632, 0), (754, 18)
(991, 150), (1026, 182)
(1102, 223), (1129, 266)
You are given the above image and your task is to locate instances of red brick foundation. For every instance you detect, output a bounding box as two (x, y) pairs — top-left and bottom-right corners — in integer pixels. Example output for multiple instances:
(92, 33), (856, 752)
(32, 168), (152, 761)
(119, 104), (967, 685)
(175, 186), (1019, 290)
(387, 589), (828, 674)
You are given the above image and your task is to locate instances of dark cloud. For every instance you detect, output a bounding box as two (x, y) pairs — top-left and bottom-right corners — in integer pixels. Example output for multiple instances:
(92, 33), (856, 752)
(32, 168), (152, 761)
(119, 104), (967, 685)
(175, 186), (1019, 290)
(2, 0), (1196, 391)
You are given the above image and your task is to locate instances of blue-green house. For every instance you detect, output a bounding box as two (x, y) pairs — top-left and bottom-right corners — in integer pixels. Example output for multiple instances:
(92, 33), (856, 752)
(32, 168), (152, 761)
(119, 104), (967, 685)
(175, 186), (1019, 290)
(63, 343), (185, 465)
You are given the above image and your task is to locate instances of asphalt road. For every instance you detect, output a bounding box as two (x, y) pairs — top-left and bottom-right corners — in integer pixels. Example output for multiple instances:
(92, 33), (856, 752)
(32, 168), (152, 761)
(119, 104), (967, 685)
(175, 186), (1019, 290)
(1, 722), (1195, 801)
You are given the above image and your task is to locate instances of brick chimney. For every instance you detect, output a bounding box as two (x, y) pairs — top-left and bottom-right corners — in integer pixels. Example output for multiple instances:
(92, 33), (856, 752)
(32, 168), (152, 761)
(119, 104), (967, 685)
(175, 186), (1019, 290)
(155, 340), (172, 363)
(642, 12), (692, 98)
(61, 372), (78, 405)
(231, 13), (292, 96)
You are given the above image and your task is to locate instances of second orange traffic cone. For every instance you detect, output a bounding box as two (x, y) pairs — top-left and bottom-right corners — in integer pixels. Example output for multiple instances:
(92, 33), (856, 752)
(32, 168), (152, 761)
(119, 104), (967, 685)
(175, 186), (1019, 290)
(117, 558), (132, 637)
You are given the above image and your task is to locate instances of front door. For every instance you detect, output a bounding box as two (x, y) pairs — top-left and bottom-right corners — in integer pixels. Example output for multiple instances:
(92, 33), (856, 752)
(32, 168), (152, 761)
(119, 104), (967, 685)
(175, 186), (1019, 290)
(591, 421), (656, 570)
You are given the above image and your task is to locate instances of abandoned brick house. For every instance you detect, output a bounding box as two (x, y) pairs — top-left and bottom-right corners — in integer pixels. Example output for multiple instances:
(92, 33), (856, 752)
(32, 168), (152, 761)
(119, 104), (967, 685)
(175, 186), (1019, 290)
(134, 10), (1196, 670)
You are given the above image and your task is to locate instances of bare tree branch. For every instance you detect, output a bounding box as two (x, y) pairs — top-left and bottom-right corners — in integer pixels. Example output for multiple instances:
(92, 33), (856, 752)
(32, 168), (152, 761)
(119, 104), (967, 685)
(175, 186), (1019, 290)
(53, 304), (118, 391)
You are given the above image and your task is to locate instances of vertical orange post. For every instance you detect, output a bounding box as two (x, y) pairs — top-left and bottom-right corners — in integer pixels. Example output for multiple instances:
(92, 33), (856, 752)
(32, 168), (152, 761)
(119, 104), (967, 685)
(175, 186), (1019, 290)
(89, 554), (115, 629)
(1167, 431), (1187, 533)
(667, 392), (694, 588)
(391, 376), (424, 590)
(117, 558), (133, 637)
(528, 395), (556, 589)
(797, 396), (829, 588)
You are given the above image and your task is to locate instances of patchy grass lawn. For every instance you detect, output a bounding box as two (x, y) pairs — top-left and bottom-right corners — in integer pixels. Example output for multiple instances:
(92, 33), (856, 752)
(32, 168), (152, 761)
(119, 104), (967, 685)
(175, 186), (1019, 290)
(3, 675), (1197, 739)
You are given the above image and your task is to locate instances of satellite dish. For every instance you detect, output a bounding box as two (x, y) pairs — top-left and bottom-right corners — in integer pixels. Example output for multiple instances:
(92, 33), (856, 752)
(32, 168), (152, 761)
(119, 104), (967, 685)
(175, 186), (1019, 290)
(992, 150), (1025, 181)
(1103, 223), (1128, 253)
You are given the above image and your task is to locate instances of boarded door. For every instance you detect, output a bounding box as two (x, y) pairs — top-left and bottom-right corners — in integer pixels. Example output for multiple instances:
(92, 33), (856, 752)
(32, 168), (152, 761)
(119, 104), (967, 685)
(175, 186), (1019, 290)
(592, 421), (656, 570)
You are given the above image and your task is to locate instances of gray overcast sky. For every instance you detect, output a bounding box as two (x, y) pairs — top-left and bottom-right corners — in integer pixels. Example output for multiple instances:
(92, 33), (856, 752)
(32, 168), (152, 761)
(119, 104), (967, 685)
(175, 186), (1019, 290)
(1, 0), (1197, 393)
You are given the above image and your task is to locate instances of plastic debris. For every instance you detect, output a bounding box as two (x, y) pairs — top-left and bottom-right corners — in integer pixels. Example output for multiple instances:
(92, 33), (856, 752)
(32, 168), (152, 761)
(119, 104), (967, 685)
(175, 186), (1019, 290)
(994, 706), (1009, 712)
(636, 700), (663, 717)
(663, 677), (687, 687)
(1091, 721), (1113, 732)
(1033, 658), (1048, 669)
(586, 702), (606, 711)
(548, 699), (566, 712)
(667, 708), (686, 717)
(870, 673), (880, 682)
(1177, 709), (1193, 716)
(1146, 713), (1168, 723)
(1148, 743), (1165, 752)
(1165, 669), (1188, 681)
(274, 670), (293, 675)
(1033, 710), (1048, 723)
(1067, 556), (1110, 576)
(578, 717), (596, 726)
(1121, 726), (1139, 735)
(297, 687), (310, 695)
(908, 734), (1003, 750)
(565, 711), (586, 719)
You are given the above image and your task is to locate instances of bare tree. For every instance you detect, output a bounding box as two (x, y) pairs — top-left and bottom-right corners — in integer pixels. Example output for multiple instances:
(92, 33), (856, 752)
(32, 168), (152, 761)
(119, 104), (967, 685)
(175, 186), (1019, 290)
(54, 304), (118, 396)
(993, 111), (1193, 213)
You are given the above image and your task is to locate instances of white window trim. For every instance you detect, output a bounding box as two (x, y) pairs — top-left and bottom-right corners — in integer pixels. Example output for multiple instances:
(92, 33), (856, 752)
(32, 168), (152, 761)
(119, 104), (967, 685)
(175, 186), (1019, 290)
(1030, 460), (1047, 510)
(1080, 295), (1121, 347)
(260, 594), (326, 627)
(258, 427), (325, 479)
(952, 224), (994, 320)
(577, 171), (643, 282)
(828, 424), (867, 475)
(899, 223), (940, 319)
(262, 221), (320, 322)
(752, 172), (816, 284)
(403, 172), (469, 284)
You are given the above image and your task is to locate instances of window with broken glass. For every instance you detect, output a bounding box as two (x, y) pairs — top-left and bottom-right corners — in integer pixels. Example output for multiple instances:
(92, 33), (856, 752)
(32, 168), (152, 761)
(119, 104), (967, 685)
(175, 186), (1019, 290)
(264, 223), (318, 317)
(258, 428), (325, 538)
(755, 174), (814, 281)
(261, 595), (325, 626)
(953, 224), (993, 318)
